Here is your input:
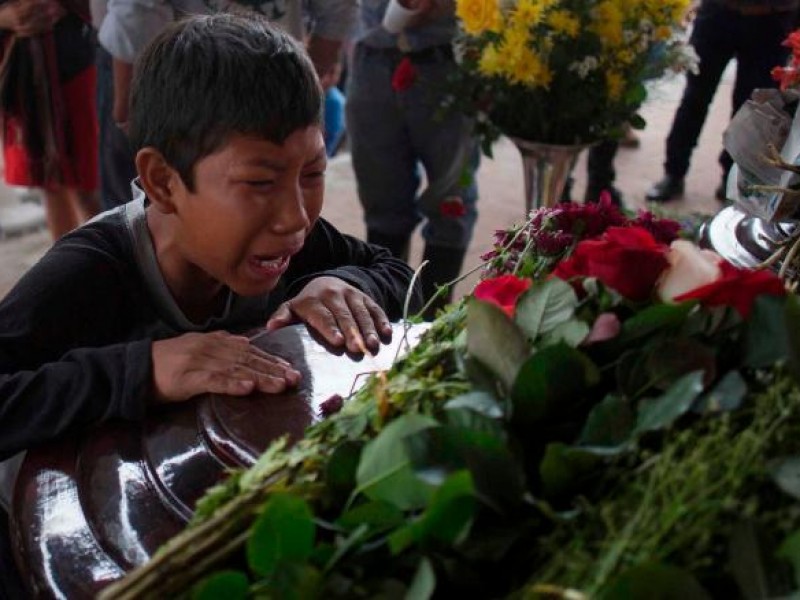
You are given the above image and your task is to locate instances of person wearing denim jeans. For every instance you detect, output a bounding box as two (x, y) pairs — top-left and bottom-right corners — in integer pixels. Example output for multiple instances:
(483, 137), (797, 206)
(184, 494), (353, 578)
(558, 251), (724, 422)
(646, 0), (798, 203)
(347, 0), (479, 319)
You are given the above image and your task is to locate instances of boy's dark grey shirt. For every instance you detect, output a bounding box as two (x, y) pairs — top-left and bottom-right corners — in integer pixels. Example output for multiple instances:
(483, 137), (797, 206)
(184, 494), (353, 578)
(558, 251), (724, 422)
(0, 191), (417, 465)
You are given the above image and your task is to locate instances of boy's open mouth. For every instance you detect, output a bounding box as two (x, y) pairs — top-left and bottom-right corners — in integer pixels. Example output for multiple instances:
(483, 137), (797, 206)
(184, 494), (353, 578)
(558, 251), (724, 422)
(252, 255), (289, 269)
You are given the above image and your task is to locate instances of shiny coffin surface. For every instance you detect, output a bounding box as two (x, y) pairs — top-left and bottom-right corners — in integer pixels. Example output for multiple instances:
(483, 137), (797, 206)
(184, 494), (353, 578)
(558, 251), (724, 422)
(12, 322), (426, 599)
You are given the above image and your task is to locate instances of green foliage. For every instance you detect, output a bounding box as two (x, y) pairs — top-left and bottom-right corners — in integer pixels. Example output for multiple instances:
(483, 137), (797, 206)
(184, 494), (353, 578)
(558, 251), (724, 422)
(117, 209), (800, 600)
(247, 493), (316, 577)
(192, 571), (248, 600)
(353, 414), (438, 511)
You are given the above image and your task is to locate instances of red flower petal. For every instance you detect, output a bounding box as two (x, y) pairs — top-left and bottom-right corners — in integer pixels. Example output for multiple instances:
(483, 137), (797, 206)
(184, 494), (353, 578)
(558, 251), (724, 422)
(391, 57), (417, 92)
(673, 261), (785, 317)
(553, 226), (670, 301)
(474, 274), (533, 317)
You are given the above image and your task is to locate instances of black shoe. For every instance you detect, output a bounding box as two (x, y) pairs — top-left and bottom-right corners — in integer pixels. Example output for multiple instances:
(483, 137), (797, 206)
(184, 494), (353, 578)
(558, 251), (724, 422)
(420, 244), (467, 321)
(646, 175), (684, 202)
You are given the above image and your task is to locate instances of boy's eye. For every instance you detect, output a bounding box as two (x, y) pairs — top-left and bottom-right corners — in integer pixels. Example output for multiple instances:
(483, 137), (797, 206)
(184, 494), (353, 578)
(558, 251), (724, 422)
(245, 179), (275, 187)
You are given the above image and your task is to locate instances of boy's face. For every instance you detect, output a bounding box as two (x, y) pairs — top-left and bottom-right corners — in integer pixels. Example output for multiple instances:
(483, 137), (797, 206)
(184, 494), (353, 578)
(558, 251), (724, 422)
(162, 126), (326, 297)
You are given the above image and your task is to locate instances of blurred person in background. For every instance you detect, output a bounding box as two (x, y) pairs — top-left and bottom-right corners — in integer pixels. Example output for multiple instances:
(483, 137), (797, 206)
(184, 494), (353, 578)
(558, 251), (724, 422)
(0, 0), (100, 239)
(347, 0), (479, 319)
(646, 0), (798, 204)
(95, 0), (357, 209)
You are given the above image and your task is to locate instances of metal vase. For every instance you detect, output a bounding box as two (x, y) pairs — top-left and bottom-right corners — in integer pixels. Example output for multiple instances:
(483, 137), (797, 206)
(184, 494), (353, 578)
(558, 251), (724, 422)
(511, 138), (592, 214)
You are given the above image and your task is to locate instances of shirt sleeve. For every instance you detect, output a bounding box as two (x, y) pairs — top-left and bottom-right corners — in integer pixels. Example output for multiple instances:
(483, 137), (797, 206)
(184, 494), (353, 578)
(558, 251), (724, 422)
(0, 238), (153, 461)
(284, 218), (422, 320)
(98, 0), (173, 62)
(306, 0), (358, 41)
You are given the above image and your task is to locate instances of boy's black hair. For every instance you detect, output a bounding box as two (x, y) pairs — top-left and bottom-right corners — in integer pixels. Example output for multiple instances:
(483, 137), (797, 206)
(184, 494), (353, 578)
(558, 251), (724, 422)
(129, 13), (322, 190)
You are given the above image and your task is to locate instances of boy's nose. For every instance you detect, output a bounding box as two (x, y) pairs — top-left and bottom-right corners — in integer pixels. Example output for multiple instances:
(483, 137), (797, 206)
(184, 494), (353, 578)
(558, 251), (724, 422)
(272, 185), (310, 234)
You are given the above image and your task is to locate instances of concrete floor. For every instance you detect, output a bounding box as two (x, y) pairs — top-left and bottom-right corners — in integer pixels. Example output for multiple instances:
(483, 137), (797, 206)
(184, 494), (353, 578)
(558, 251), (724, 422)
(0, 64), (736, 301)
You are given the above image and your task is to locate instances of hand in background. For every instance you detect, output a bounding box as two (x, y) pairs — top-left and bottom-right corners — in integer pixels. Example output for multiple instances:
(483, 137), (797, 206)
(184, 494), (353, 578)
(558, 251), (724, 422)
(151, 331), (302, 402)
(265, 276), (392, 355)
(0, 0), (63, 36)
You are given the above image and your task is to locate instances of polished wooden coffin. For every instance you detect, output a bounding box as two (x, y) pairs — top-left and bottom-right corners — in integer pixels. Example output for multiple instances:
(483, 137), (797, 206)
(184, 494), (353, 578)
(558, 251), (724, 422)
(10, 323), (426, 599)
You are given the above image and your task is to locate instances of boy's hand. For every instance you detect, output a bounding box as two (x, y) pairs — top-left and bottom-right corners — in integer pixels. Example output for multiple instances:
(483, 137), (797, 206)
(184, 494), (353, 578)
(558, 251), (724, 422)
(151, 331), (302, 403)
(266, 277), (392, 355)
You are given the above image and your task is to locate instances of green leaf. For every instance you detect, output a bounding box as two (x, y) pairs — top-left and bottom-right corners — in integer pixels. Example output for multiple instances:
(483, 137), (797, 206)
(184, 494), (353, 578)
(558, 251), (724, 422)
(389, 470), (476, 554)
(511, 344), (599, 426)
(579, 394), (635, 447)
(325, 441), (362, 504)
(599, 563), (711, 599)
(539, 443), (605, 500)
(336, 500), (405, 534)
(634, 371), (704, 435)
(785, 294), (800, 381)
(444, 391), (503, 419)
(777, 529), (800, 588)
(354, 414), (438, 510)
(728, 519), (780, 600)
(263, 563), (322, 600)
(769, 456), (800, 501)
(541, 319), (591, 348)
(744, 295), (791, 368)
(467, 298), (530, 390)
(405, 425), (525, 512)
(406, 557), (436, 600)
(617, 302), (693, 346)
(644, 337), (716, 391)
(693, 371), (747, 414)
(246, 493), (316, 577)
(191, 571), (248, 600)
(628, 113), (646, 130)
(515, 278), (579, 341)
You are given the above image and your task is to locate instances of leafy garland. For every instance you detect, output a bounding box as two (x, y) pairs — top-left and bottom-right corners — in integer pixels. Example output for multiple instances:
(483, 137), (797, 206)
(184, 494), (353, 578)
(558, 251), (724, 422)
(103, 201), (800, 599)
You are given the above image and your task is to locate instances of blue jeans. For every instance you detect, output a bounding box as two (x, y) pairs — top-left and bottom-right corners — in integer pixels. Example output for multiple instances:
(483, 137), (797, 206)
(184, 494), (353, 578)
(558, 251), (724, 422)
(346, 43), (479, 250)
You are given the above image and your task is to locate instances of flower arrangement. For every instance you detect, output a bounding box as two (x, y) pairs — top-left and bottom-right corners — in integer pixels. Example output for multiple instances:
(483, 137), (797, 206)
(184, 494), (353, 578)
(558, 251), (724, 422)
(448, 0), (697, 149)
(772, 29), (800, 90)
(106, 204), (800, 599)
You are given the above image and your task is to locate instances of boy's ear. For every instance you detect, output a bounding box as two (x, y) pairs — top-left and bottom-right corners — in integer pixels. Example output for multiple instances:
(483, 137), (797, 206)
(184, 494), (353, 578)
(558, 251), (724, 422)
(135, 148), (184, 214)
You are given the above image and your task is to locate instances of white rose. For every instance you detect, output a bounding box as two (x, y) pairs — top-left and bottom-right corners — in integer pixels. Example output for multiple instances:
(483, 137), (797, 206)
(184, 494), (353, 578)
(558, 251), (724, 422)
(657, 240), (723, 303)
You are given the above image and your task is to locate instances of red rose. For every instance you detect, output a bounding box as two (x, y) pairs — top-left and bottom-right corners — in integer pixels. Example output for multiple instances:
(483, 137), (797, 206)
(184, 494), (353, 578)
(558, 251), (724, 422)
(440, 197), (467, 218)
(391, 57), (417, 92)
(772, 65), (800, 90)
(553, 226), (670, 301)
(474, 274), (533, 317)
(673, 261), (785, 317)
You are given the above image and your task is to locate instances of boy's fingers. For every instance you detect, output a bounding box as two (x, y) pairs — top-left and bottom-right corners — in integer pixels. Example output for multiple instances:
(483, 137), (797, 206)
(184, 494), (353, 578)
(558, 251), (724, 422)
(348, 298), (380, 354)
(304, 305), (346, 347)
(201, 372), (257, 397)
(265, 301), (296, 331)
(240, 352), (301, 386)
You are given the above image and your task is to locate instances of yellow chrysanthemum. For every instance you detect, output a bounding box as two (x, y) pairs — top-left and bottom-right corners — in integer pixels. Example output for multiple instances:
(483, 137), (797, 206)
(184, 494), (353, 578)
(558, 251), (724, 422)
(606, 70), (625, 100)
(511, 0), (545, 27)
(478, 45), (505, 77)
(547, 9), (579, 38)
(456, 0), (502, 35)
(591, 1), (624, 47)
(503, 22), (531, 55)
